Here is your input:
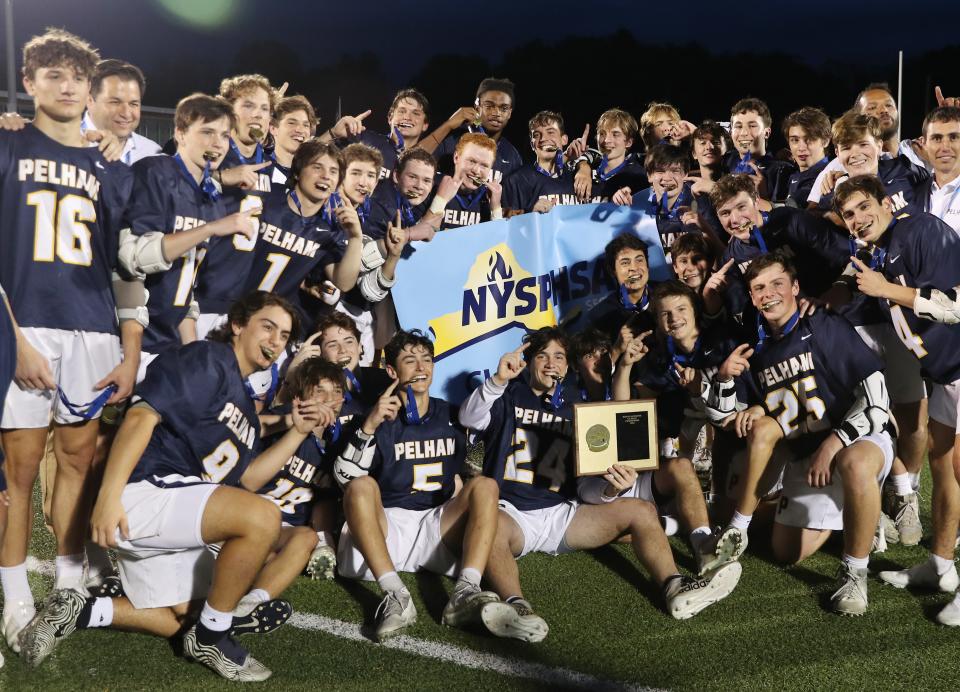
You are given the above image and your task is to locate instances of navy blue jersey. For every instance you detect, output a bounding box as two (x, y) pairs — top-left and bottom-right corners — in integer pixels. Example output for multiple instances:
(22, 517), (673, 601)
(743, 310), (884, 452)
(124, 156), (227, 352)
(587, 153), (648, 203)
(369, 398), (466, 510)
(0, 125), (132, 334)
(196, 140), (279, 315)
(874, 211), (960, 383)
(632, 184), (699, 262)
(481, 378), (577, 510)
(440, 186), (492, 230)
(434, 128), (523, 183)
(723, 151), (794, 202)
(636, 325), (741, 438)
(365, 179), (429, 241)
(130, 341), (261, 488)
(786, 158), (828, 207)
(502, 163), (580, 213)
(583, 287), (657, 342)
(720, 207), (849, 318)
(242, 193), (346, 318)
(819, 155), (929, 213)
(259, 426), (340, 525)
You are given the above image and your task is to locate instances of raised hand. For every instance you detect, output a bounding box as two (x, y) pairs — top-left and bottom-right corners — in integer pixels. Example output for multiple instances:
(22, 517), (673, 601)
(385, 210), (407, 258)
(718, 344), (753, 381)
(363, 378), (402, 433)
(220, 161), (272, 190)
(335, 195), (363, 238)
(332, 110), (372, 139)
(611, 186), (633, 206)
(493, 342), (529, 385)
(564, 123), (591, 160)
(620, 330), (652, 366)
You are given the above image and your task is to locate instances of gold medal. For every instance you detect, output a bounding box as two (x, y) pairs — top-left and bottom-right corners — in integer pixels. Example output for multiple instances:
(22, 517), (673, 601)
(585, 424), (610, 452)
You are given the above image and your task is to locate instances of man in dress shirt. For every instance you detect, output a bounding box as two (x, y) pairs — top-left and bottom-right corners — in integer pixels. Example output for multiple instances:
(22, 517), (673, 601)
(82, 59), (162, 165)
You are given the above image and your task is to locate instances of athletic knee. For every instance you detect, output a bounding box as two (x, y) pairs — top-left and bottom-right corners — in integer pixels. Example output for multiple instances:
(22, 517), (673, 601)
(624, 498), (659, 531)
(466, 476), (499, 503)
(242, 497), (282, 544)
(343, 474), (380, 505)
(748, 415), (782, 446)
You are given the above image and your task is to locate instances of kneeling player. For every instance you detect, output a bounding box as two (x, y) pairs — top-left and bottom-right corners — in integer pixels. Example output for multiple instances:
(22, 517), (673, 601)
(461, 328), (742, 633)
(703, 253), (894, 616)
(334, 330), (511, 642)
(18, 293), (321, 680)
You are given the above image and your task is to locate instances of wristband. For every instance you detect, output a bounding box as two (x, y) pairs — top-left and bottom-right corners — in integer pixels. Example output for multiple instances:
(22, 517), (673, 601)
(490, 207), (503, 220)
(429, 194), (449, 215)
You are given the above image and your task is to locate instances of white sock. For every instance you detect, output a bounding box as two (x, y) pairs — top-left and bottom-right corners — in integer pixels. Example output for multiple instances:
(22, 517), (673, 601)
(377, 571), (405, 594)
(85, 540), (114, 581)
(890, 473), (912, 496)
(729, 512), (752, 531)
(689, 526), (712, 551)
(907, 472), (921, 492)
(931, 554), (955, 576)
(315, 531), (334, 549)
(54, 553), (85, 590)
(244, 588), (271, 604)
(88, 597), (114, 628)
(457, 567), (482, 589)
(842, 554), (869, 570)
(199, 602), (233, 632)
(0, 562), (33, 604)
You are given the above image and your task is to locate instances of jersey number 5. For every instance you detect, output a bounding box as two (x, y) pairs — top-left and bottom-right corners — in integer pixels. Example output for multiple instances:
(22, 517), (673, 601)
(27, 191), (95, 266)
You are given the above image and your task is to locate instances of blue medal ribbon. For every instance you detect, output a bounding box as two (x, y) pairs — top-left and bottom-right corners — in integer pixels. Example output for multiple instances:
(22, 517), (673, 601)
(343, 367), (361, 402)
(545, 377), (565, 410)
(666, 335), (701, 382)
(598, 155), (629, 182)
(533, 150), (564, 179)
(230, 139), (264, 165)
(392, 127), (406, 154)
(404, 385), (423, 424)
(455, 185), (487, 209)
(619, 284), (649, 311)
(58, 384), (117, 420)
(755, 310), (800, 354)
(313, 418), (342, 454)
(173, 154), (220, 201)
(733, 152), (754, 174)
(579, 382), (611, 402)
(750, 226), (768, 253)
(395, 191), (416, 226)
(245, 362), (279, 403)
(848, 238), (887, 270)
(289, 189), (312, 229)
(658, 185), (692, 220)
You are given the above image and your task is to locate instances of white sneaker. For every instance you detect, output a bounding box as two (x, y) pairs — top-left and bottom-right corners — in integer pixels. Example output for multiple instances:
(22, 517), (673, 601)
(666, 562), (743, 620)
(3, 600), (36, 653)
(374, 590), (416, 642)
(936, 592), (960, 626)
(697, 526), (748, 576)
(831, 564), (869, 616)
(480, 599), (549, 643)
(441, 582), (499, 628)
(878, 560), (960, 593)
(305, 545), (337, 580)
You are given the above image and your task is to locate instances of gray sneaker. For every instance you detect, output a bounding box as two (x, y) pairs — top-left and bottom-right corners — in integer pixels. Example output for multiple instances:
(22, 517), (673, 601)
(374, 590), (416, 642)
(182, 625), (271, 681)
(698, 526), (748, 575)
(18, 588), (86, 667)
(441, 582), (500, 628)
(830, 563), (869, 616)
(666, 562), (743, 620)
(480, 599), (549, 643)
(891, 493), (922, 546)
(878, 559), (960, 592)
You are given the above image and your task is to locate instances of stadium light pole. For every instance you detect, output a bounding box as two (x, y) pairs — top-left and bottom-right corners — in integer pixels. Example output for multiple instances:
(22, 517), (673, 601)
(4, 0), (15, 113)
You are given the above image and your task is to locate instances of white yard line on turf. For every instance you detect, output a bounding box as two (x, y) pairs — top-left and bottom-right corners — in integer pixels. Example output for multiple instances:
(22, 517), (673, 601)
(26, 558), (661, 692)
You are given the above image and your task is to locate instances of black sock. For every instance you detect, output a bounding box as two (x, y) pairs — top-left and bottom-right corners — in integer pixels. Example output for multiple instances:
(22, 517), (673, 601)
(195, 622), (228, 646)
(76, 597), (97, 629)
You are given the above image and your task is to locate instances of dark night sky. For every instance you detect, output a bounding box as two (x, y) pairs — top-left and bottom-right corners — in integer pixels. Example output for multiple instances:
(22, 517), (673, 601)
(4, 0), (960, 142)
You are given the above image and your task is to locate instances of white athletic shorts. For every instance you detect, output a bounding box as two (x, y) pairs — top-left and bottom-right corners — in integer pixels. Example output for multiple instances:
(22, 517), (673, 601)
(337, 504), (459, 581)
(113, 480), (219, 609)
(135, 351), (159, 385)
(498, 498), (579, 558)
(1, 327), (121, 428)
(776, 430), (895, 531)
(855, 324), (926, 404)
(929, 379), (960, 430)
(196, 313), (227, 342)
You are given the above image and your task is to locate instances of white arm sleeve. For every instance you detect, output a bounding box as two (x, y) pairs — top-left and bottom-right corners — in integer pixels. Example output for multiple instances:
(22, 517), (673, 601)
(458, 377), (507, 432)
(703, 375), (743, 424)
(835, 370), (890, 447)
(118, 228), (171, 278)
(913, 287), (960, 324)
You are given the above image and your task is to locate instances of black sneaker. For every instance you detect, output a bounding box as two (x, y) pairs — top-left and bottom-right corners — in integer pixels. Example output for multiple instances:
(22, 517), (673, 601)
(90, 575), (125, 599)
(231, 598), (292, 637)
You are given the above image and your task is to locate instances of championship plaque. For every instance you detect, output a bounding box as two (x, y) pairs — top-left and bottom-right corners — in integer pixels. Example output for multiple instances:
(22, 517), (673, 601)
(573, 400), (659, 476)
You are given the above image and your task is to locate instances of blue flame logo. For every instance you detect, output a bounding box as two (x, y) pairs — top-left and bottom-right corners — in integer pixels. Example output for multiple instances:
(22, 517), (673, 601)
(486, 251), (513, 282)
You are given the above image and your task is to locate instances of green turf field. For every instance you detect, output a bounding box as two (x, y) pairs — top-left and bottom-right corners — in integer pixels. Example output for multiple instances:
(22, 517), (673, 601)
(2, 471), (959, 691)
